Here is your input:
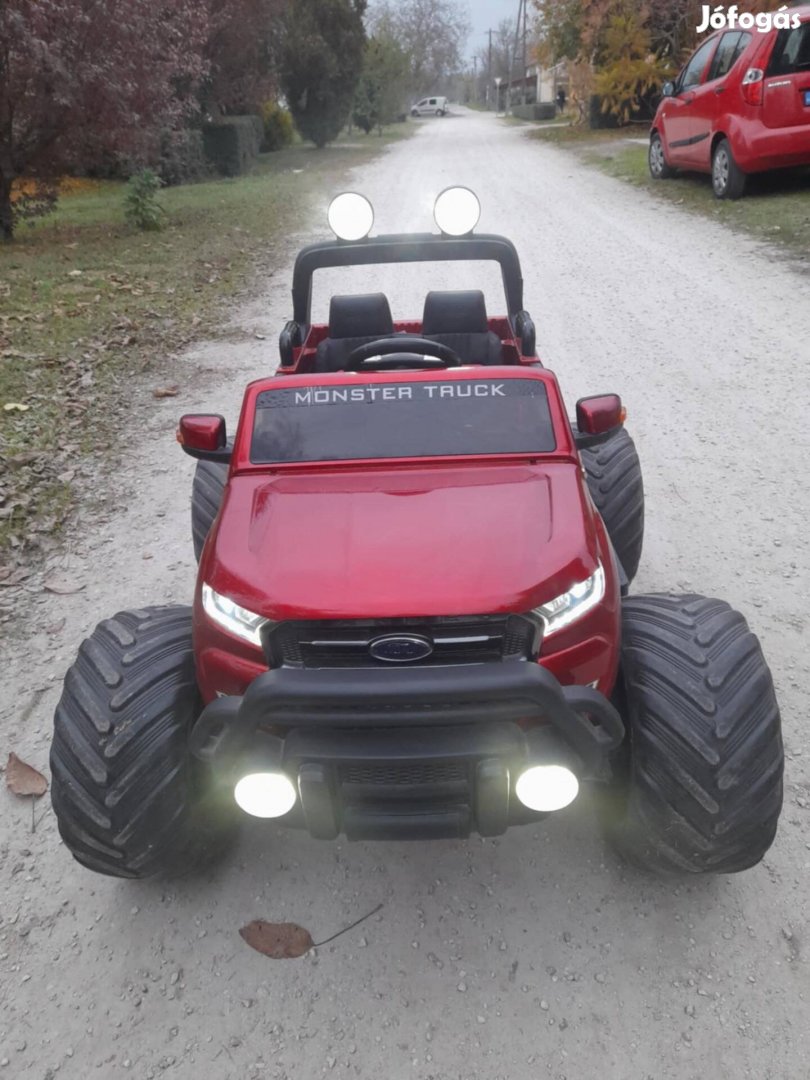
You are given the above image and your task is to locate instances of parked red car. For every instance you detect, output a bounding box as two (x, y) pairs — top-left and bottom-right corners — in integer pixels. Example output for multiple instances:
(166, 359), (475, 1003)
(650, 8), (810, 197)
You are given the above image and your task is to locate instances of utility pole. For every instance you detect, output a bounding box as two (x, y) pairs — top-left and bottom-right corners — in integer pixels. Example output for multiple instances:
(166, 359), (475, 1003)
(508, 0), (523, 116)
(487, 28), (494, 109)
(521, 0), (528, 105)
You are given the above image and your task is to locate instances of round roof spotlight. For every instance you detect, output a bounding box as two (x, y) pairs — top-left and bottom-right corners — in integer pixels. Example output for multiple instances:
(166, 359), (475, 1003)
(433, 186), (481, 237)
(327, 192), (374, 242)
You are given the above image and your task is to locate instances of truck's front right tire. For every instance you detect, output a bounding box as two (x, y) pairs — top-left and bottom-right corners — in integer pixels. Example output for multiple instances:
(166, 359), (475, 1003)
(50, 606), (234, 879)
(607, 594), (783, 874)
(578, 427), (644, 582)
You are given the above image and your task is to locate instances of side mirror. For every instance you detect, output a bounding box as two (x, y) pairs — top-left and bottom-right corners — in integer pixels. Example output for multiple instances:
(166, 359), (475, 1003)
(177, 414), (231, 462)
(662, 81), (676, 98)
(575, 394), (625, 448)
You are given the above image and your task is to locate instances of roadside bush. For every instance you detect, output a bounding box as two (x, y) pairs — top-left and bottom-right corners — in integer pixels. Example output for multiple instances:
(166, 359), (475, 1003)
(157, 128), (211, 186)
(260, 102), (295, 152)
(203, 115), (263, 176)
(124, 169), (165, 231)
(9, 178), (58, 229)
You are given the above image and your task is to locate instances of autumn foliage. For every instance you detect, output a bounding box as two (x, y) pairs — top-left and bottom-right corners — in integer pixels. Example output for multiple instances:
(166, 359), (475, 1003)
(0, 0), (290, 239)
(0, 0), (211, 239)
(532, 0), (789, 124)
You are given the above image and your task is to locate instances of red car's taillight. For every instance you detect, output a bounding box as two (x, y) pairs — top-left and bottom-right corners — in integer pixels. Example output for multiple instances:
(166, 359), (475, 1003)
(741, 67), (764, 106)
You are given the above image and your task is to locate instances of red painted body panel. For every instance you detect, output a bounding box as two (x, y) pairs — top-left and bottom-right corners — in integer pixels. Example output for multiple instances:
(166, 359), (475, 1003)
(654, 11), (810, 177)
(192, 365), (622, 705)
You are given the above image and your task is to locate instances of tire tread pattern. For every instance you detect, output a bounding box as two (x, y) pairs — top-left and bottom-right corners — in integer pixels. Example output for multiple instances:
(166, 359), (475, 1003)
(191, 460), (228, 561)
(50, 606), (227, 878)
(613, 594), (783, 873)
(579, 427), (644, 581)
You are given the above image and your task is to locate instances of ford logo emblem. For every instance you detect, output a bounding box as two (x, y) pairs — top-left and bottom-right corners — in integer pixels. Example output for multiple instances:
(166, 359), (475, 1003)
(368, 634), (434, 663)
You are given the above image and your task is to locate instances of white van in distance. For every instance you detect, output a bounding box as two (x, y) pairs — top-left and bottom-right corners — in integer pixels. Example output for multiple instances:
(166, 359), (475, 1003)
(411, 96), (448, 117)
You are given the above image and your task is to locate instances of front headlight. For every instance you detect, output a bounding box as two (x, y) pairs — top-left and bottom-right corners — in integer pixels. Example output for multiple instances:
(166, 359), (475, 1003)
(532, 565), (605, 636)
(201, 583), (269, 647)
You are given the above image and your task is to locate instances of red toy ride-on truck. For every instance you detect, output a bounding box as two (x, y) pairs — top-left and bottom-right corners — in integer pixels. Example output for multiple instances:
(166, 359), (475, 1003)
(49, 189), (784, 879)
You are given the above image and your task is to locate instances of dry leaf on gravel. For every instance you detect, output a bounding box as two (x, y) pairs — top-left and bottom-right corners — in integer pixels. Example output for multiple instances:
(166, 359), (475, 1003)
(239, 921), (315, 959)
(152, 385), (180, 399)
(240, 903), (384, 960)
(43, 575), (85, 595)
(3, 403), (30, 412)
(6, 753), (48, 797)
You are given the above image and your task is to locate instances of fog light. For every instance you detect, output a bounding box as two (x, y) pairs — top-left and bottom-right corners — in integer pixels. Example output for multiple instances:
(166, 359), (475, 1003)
(515, 765), (579, 813)
(234, 772), (297, 818)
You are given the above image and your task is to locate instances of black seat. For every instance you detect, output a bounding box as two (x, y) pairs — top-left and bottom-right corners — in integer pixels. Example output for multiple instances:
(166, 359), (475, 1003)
(314, 293), (394, 372)
(422, 290), (502, 365)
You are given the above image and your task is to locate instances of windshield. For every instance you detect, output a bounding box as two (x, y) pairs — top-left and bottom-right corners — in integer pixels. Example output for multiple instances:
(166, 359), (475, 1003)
(251, 378), (556, 464)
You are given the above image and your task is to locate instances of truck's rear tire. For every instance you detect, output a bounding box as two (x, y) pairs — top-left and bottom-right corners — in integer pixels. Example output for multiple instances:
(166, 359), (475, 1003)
(607, 594), (783, 874)
(578, 427), (644, 581)
(191, 459), (228, 561)
(50, 606), (234, 879)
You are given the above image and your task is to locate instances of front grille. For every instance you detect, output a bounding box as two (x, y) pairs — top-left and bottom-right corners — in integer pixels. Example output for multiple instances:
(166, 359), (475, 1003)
(265, 614), (539, 669)
(342, 761), (467, 786)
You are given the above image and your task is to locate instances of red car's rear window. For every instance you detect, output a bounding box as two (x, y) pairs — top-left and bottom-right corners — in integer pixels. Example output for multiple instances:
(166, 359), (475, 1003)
(251, 378), (556, 463)
(768, 23), (810, 75)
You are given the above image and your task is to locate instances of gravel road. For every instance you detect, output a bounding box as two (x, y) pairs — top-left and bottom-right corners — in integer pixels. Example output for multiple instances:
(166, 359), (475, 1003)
(2, 109), (809, 1080)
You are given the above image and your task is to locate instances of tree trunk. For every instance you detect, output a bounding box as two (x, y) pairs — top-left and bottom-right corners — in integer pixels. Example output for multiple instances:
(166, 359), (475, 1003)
(0, 173), (14, 242)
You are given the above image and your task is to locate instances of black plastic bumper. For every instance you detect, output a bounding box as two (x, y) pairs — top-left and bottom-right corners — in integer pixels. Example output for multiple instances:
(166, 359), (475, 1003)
(190, 663), (624, 841)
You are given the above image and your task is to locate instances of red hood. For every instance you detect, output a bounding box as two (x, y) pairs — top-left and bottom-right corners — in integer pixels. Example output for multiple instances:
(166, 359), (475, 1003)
(204, 462), (599, 620)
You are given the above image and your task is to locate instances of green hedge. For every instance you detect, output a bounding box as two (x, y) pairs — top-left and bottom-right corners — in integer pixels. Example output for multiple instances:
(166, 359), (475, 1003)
(202, 116), (264, 177)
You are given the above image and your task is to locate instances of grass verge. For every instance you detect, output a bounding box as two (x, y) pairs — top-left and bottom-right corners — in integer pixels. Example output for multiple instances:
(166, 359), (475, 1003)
(0, 126), (412, 572)
(594, 142), (810, 256)
(528, 123), (810, 260)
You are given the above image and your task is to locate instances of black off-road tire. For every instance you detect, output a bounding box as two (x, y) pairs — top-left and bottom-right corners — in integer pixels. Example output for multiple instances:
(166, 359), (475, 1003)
(649, 131), (675, 180)
(607, 594), (783, 875)
(50, 606), (235, 879)
(191, 458), (228, 561)
(578, 427), (644, 582)
(712, 137), (747, 199)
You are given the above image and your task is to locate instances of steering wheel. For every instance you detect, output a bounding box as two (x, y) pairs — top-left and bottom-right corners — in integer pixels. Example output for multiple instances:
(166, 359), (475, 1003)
(345, 336), (462, 372)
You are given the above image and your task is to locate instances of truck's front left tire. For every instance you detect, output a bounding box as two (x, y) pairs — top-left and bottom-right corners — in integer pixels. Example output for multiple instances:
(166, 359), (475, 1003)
(50, 606), (234, 879)
(191, 459), (228, 561)
(607, 594), (783, 874)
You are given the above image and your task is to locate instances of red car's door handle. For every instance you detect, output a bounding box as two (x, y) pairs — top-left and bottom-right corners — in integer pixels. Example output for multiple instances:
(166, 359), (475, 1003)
(714, 86), (726, 95)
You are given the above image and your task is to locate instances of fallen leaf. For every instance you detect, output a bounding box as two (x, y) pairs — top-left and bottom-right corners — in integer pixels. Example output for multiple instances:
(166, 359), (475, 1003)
(239, 921), (314, 959)
(43, 575), (85, 595)
(3, 403), (30, 412)
(152, 385), (179, 399)
(67, 269), (83, 277)
(6, 753), (48, 797)
(46, 618), (66, 634)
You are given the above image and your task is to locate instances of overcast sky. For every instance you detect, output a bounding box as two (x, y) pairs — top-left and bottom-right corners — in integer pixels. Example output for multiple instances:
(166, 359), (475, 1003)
(465, 0), (522, 58)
